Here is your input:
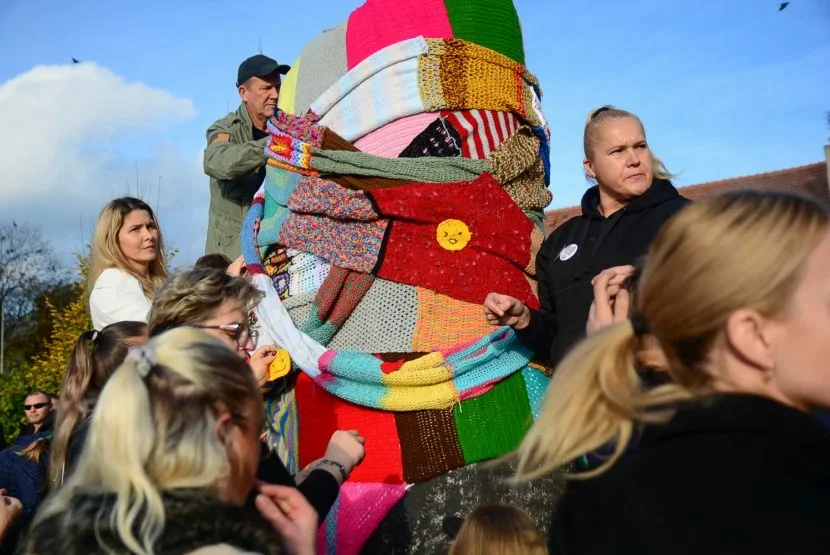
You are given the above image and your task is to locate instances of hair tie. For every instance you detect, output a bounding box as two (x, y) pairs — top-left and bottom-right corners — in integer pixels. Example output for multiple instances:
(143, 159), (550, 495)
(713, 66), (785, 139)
(630, 313), (651, 336)
(127, 345), (157, 378)
(590, 106), (611, 120)
(82, 330), (100, 344)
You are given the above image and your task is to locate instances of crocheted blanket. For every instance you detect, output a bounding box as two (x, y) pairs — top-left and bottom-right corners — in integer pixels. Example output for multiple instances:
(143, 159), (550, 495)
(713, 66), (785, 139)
(243, 1), (554, 552)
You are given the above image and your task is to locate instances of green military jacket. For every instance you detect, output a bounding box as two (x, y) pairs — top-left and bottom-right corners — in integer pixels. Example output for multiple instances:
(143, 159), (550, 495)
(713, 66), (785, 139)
(203, 103), (269, 258)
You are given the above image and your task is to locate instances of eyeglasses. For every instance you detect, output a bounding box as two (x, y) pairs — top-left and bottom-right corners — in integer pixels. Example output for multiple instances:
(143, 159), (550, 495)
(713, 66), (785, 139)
(24, 403), (48, 411)
(194, 322), (258, 349)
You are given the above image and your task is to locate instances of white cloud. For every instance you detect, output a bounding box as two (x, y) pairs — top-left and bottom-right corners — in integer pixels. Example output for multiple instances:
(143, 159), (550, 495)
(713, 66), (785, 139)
(0, 63), (207, 267)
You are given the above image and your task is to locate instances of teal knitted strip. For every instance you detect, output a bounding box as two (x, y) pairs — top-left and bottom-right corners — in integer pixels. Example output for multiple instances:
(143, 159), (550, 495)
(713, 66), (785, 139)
(443, 0), (525, 65)
(310, 148), (489, 183)
(300, 311), (339, 346)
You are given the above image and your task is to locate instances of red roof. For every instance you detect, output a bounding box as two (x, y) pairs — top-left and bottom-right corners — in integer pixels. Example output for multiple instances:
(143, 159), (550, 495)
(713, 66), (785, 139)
(544, 162), (829, 234)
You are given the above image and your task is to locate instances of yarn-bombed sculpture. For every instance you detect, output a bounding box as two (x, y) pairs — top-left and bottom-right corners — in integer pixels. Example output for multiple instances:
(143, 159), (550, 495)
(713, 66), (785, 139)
(241, 1), (559, 553)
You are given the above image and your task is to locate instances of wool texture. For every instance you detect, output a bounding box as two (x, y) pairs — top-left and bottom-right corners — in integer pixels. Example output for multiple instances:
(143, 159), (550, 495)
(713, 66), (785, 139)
(354, 112), (439, 157)
(345, 0), (453, 69)
(292, 21), (349, 116)
(314, 327), (533, 411)
(443, 0), (526, 64)
(411, 288), (497, 352)
(399, 116), (464, 158)
(394, 408), (466, 483)
(442, 109), (521, 159)
(370, 173), (541, 309)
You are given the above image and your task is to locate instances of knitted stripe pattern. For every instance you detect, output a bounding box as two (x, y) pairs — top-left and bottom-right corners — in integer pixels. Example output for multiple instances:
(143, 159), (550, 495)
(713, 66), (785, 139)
(313, 327), (533, 411)
(442, 109), (521, 159)
(354, 111), (440, 157)
(307, 37), (541, 142)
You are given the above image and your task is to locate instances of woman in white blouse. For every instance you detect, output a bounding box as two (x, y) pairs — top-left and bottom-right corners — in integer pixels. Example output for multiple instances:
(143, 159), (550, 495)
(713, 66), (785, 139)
(88, 197), (168, 330)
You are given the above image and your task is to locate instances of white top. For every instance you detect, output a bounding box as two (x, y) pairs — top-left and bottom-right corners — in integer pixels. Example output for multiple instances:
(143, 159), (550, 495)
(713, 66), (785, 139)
(89, 268), (152, 331)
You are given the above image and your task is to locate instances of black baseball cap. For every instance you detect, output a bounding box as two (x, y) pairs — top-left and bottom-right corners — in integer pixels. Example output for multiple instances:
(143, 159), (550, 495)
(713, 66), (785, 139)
(236, 54), (290, 87)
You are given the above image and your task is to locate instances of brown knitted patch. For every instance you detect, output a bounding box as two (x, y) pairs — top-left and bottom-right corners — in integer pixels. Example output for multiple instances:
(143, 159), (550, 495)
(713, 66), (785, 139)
(395, 408), (466, 483)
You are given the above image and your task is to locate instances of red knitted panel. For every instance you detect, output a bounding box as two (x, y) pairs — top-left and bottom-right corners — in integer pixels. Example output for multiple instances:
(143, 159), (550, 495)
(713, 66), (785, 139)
(370, 173), (540, 309)
(313, 265), (376, 327)
(295, 373), (404, 484)
(395, 408), (465, 483)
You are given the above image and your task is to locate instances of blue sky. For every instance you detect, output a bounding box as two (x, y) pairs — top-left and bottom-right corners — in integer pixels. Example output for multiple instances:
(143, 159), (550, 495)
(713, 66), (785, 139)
(0, 0), (828, 264)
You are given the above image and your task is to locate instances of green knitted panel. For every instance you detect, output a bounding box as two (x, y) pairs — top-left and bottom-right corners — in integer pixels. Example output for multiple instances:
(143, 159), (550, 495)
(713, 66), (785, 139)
(443, 0), (525, 65)
(453, 370), (533, 464)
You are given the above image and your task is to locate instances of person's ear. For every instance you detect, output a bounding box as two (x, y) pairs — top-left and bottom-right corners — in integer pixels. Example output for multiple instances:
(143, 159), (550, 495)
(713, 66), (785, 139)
(238, 85), (247, 102)
(583, 158), (595, 180)
(724, 309), (776, 375)
(215, 412), (233, 444)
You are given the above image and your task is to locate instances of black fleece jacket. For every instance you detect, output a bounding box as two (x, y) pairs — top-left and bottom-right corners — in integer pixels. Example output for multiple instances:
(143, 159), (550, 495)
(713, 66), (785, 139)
(516, 179), (688, 367)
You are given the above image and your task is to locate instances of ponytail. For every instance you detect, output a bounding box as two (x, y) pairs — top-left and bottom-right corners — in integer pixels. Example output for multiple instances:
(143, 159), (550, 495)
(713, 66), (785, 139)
(513, 321), (689, 481)
(83, 350), (166, 555)
(50, 332), (95, 486)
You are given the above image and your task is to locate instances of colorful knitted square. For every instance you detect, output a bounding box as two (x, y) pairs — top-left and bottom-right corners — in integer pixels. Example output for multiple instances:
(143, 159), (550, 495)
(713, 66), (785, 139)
(395, 408), (465, 483)
(452, 370), (533, 464)
(345, 0), (453, 69)
(278, 213), (387, 274)
(443, 0), (525, 64)
(295, 373), (404, 484)
(323, 482), (407, 555)
(287, 175), (377, 221)
(399, 116), (463, 158)
(411, 288), (496, 352)
(442, 109), (521, 159)
(369, 172), (540, 309)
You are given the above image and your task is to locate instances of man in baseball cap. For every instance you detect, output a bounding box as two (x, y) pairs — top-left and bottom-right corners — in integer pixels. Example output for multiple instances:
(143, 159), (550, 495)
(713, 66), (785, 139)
(203, 54), (291, 258)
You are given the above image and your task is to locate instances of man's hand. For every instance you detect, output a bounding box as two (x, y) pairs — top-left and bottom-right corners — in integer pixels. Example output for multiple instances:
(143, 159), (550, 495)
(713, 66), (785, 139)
(483, 293), (531, 330)
(255, 484), (318, 555)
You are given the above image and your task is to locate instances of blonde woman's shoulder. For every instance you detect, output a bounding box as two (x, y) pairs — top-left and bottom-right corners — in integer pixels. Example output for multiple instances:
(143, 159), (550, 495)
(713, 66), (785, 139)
(187, 545), (264, 555)
(93, 267), (142, 290)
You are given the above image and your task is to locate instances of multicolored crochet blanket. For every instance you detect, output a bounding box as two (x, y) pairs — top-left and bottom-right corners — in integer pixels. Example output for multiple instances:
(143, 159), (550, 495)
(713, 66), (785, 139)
(243, 1), (554, 552)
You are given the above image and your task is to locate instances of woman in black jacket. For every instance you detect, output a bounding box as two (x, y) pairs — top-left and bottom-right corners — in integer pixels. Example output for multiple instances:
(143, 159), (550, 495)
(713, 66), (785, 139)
(485, 106), (688, 368)
(512, 190), (830, 555)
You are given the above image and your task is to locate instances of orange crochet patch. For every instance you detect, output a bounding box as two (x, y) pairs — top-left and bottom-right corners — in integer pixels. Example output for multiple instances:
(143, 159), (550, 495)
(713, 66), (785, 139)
(412, 288), (496, 352)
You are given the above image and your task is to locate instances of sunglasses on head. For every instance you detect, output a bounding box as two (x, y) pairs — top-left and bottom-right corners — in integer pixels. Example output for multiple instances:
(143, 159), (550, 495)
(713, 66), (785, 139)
(24, 403), (48, 411)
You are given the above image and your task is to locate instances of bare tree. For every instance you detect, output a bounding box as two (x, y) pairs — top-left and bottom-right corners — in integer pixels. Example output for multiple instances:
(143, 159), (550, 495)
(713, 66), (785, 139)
(0, 222), (61, 373)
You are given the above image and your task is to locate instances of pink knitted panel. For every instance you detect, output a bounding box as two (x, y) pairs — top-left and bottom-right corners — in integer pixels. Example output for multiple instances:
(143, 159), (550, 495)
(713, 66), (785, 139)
(345, 0), (453, 69)
(353, 112), (437, 157)
(335, 482), (407, 554)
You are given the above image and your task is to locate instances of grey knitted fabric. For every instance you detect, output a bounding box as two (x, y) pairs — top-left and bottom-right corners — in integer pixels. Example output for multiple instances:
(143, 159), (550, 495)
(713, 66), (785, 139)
(293, 21), (349, 115)
(312, 149), (489, 182)
(328, 278), (418, 353)
(283, 290), (316, 329)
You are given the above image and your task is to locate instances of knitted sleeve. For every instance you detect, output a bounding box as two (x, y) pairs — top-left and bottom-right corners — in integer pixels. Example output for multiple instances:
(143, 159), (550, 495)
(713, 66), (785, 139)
(513, 241), (557, 363)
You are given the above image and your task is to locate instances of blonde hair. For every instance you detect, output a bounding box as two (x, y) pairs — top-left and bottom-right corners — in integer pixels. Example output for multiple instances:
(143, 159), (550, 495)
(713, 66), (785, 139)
(449, 504), (548, 555)
(147, 268), (263, 337)
(88, 197), (168, 299)
(34, 328), (259, 555)
(514, 190), (829, 481)
(583, 105), (675, 184)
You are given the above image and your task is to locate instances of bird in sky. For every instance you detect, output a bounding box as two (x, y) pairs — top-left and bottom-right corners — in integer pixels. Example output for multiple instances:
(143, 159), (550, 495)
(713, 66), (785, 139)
(779, 2), (789, 11)
(72, 58), (81, 64)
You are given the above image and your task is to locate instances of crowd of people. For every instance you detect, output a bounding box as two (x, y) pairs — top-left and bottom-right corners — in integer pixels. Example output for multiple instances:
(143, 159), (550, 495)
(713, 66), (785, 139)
(1, 44), (829, 555)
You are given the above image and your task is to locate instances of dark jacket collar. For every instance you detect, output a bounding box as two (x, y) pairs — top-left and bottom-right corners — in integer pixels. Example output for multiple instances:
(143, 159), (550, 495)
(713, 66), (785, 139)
(644, 393), (830, 447)
(581, 178), (680, 218)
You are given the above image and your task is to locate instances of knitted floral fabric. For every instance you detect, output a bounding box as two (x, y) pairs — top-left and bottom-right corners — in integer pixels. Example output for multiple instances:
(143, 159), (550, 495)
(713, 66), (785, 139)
(247, 2), (554, 552)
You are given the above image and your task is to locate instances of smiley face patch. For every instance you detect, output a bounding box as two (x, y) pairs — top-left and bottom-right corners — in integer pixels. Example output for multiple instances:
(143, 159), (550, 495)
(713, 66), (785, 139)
(436, 219), (472, 251)
(268, 349), (293, 381)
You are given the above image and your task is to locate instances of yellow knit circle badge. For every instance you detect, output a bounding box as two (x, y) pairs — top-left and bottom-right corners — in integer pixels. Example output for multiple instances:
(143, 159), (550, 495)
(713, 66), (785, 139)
(268, 349), (292, 381)
(436, 219), (472, 251)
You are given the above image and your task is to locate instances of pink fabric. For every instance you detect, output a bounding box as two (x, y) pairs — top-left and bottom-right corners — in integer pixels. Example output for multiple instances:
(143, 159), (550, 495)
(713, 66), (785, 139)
(353, 112), (438, 157)
(345, 0), (454, 69)
(334, 482), (407, 555)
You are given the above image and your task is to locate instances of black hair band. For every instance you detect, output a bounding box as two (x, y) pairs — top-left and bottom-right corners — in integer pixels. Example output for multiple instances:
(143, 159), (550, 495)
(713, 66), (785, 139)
(630, 313), (651, 336)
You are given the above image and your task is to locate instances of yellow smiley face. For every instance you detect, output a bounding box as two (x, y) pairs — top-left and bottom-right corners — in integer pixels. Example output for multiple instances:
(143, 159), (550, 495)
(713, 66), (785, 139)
(268, 349), (292, 381)
(436, 219), (472, 251)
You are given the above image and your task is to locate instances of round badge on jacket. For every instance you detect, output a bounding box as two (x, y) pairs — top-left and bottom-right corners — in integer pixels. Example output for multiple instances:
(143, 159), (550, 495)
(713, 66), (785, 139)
(559, 244), (578, 261)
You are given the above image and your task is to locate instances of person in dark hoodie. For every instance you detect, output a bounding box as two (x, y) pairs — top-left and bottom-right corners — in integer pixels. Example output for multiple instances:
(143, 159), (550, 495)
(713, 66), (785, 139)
(485, 105), (689, 368)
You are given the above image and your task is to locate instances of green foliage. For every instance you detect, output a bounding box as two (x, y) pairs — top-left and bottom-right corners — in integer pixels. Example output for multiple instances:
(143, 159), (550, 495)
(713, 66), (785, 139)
(0, 254), (91, 443)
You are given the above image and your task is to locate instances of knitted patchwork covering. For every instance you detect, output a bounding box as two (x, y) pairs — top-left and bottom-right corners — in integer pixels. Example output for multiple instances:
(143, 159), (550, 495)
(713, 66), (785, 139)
(291, 21), (349, 116)
(443, 0), (525, 64)
(309, 37), (541, 142)
(314, 327), (533, 411)
(354, 112), (441, 157)
(442, 109), (521, 159)
(295, 365), (549, 554)
(371, 172), (543, 309)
